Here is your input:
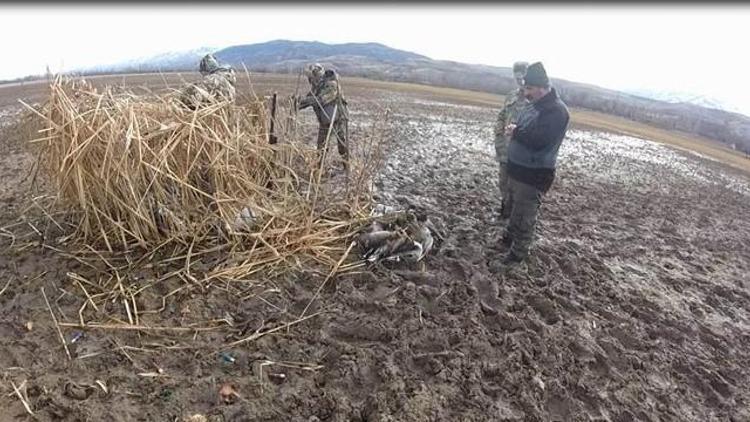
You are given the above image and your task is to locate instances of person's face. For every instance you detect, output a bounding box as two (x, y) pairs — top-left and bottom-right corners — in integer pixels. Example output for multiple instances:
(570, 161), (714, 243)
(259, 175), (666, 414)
(514, 72), (525, 87)
(523, 85), (546, 101)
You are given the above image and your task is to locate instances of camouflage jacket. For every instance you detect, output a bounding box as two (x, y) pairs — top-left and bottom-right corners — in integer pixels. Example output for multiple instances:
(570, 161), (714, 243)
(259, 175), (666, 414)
(179, 69), (236, 109)
(203, 69), (236, 100)
(494, 88), (528, 136)
(299, 71), (348, 123)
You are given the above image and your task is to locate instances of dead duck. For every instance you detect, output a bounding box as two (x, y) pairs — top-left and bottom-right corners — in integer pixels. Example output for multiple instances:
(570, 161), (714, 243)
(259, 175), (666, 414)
(358, 210), (434, 263)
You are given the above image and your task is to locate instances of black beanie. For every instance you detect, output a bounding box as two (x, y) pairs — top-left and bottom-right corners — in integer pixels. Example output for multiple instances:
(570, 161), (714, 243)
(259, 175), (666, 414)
(523, 62), (550, 87)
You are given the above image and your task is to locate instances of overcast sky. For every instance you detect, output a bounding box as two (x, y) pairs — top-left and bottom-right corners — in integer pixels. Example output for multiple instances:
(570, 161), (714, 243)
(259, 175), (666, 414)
(1, 5), (749, 113)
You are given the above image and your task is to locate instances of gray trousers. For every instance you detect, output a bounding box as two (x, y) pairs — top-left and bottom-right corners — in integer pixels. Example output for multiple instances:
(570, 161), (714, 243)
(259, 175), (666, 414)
(503, 177), (543, 258)
(494, 134), (513, 216)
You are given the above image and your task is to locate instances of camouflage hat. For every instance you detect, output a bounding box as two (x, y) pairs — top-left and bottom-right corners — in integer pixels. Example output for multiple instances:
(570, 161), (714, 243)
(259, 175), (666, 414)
(512, 61), (529, 78)
(199, 54), (221, 75)
(306, 63), (324, 77)
(522, 62), (550, 88)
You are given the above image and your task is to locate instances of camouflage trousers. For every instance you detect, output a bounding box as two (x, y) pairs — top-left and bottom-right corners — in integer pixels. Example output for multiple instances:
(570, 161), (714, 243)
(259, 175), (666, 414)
(502, 177), (544, 259)
(317, 118), (349, 170)
(494, 134), (513, 217)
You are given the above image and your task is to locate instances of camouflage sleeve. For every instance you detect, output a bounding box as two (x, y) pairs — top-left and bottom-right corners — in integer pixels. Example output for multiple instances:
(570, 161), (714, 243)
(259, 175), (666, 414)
(298, 91), (315, 109)
(508, 93), (528, 125)
(316, 81), (340, 107)
(494, 96), (512, 136)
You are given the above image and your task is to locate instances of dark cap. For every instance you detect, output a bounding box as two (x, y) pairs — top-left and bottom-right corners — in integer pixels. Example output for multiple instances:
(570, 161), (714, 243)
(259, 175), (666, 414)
(523, 62), (550, 87)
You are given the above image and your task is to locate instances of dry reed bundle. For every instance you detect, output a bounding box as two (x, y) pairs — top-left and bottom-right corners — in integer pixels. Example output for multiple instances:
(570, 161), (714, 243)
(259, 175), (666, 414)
(29, 77), (383, 283)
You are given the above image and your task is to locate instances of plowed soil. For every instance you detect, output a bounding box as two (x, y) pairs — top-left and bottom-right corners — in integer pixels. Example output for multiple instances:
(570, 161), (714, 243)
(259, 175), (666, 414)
(0, 74), (748, 421)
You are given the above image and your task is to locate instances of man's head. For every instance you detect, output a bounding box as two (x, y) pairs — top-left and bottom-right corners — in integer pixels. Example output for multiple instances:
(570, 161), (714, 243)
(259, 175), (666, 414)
(306, 63), (325, 86)
(199, 54), (221, 76)
(512, 61), (529, 87)
(522, 62), (551, 102)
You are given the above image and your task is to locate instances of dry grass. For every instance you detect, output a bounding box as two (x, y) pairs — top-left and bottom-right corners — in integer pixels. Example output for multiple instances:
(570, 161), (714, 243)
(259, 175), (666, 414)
(24, 76), (386, 292)
(345, 77), (505, 107)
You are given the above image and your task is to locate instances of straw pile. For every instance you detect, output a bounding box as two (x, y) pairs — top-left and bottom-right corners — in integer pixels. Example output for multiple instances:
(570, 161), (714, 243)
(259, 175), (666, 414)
(30, 77), (380, 282)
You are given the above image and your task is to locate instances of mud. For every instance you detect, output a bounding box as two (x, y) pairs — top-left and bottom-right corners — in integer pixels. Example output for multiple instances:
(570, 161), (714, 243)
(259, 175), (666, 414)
(1, 75), (749, 421)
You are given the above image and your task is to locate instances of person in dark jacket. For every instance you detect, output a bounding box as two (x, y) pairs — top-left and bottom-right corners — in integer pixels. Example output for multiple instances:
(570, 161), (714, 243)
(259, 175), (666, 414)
(500, 61), (569, 264)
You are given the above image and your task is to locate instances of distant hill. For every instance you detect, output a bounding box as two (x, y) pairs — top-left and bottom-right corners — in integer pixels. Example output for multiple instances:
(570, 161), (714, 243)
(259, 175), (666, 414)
(78, 40), (750, 154)
(86, 47), (217, 74)
(623, 88), (743, 115)
(216, 40), (428, 65)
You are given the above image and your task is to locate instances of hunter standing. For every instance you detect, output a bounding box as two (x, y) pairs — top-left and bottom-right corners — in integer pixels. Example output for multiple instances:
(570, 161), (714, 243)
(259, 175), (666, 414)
(501, 62), (569, 264)
(298, 63), (350, 172)
(494, 61), (529, 218)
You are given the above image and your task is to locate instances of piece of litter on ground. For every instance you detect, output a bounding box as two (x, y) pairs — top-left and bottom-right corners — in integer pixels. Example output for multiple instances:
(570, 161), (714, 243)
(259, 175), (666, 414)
(532, 374), (545, 391)
(218, 383), (239, 404)
(138, 372), (165, 378)
(219, 352), (236, 364)
(268, 373), (287, 384)
(70, 331), (84, 344)
(95, 380), (108, 394)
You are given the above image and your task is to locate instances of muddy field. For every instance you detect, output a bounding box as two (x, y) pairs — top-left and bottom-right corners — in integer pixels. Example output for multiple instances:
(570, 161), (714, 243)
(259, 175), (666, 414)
(0, 75), (749, 421)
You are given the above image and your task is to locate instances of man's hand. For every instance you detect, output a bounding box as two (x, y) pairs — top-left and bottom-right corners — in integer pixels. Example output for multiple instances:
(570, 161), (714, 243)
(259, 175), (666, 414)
(504, 123), (517, 137)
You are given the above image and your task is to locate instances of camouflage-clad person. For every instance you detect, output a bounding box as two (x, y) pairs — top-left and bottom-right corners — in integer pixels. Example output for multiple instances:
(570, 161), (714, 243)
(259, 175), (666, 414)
(297, 63), (350, 171)
(494, 61), (529, 218)
(179, 54), (236, 109)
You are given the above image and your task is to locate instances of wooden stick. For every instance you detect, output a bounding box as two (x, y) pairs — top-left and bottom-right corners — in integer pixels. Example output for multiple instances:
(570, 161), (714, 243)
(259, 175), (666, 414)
(228, 311), (324, 347)
(299, 240), (355, 319)
(57, 322), (225, 332)
(73, 278), (100, 313)
(0, 272), (12, 298)
(10, 380), (34, 416)
(41, 287), (72, 361)
(413, 351), (466, 360)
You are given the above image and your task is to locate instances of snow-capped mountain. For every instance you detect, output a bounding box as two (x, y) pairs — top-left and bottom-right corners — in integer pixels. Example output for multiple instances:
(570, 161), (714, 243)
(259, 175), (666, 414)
(84, 46), (219, 74)
(623, 88), (743, 115)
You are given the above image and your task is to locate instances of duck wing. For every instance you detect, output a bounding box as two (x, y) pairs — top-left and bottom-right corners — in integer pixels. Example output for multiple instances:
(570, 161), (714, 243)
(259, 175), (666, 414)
(418, 230), (434, 261)
(390, 241), (423, 263)
(358, 230), (397, 250)
(366, 235), (414, 263)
